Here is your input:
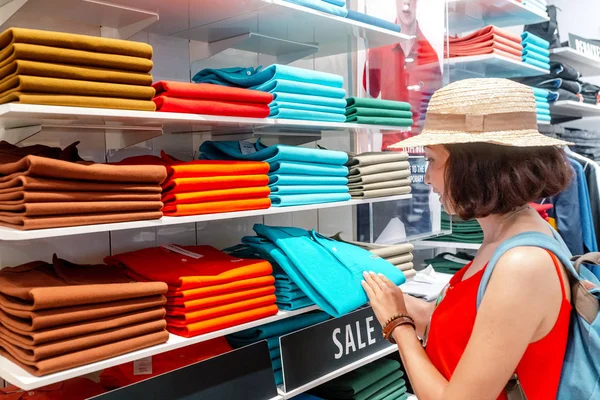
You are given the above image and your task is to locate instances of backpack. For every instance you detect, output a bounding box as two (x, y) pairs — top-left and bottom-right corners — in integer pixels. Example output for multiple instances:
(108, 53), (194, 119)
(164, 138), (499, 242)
(477, 228), (600, 400)
(524, 5), (561, 49)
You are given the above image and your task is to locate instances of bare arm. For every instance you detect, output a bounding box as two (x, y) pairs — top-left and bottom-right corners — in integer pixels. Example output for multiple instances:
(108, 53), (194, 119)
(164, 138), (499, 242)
(403, 293), (435, 338)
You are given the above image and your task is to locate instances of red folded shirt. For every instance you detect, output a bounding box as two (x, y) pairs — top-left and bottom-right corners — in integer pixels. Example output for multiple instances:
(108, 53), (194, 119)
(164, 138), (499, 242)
(162, 198), (271, 216)
(162, 187), (270, 205)
(152, 81), (273, 103)
(162, 175), (270, 193)
(166, 285), (276, 311)
(153, 96), (271, 118)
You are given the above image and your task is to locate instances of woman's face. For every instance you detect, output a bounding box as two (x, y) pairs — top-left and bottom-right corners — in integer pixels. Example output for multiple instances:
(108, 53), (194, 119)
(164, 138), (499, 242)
(424, 145), (453, 213)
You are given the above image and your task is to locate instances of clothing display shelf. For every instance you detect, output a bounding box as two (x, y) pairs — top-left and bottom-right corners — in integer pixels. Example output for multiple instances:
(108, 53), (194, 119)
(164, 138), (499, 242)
(0, 194), (412, 241)
(550, 48), (600, 78)
(412, 240), (482, 250)
(447, 0), (549, 35)
(427, 54), (549, 80)
(550, 101), (600, 118)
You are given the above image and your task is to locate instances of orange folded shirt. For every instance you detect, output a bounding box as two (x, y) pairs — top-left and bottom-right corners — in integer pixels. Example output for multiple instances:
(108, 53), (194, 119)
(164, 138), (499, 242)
(105, 245), (273, 291)
(162, 198), (271, 216)
(162, 187), (270, 204)
(166, 294), (276, 326)
(162, 175), (270, 194)
(167, 304), (279, 338)
(167, 275), (275, 301)
(166, 285), (276, 311)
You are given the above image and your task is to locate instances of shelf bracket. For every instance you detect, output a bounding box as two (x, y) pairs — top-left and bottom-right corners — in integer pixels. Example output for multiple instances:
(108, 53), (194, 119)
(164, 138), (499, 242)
(84, 0), (159, 40)
(0, 0), (28, 26)
(105, 127), (162, 150)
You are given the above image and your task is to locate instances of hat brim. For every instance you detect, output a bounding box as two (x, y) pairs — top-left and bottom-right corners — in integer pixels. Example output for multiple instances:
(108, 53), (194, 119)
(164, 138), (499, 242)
(388, 129), (572, 149)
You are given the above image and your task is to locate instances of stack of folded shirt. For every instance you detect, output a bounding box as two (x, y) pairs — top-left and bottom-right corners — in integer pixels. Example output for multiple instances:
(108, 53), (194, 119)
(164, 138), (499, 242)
(227, 311), (330, 386)
(428, 211), (484, 244)
(0, 141), (165, 230)
(242, 224), (406, 317)
(345, 98), (413, 127)
(345, 9), (401, 32)
(310, 359), (407, 400)
(332, 233), (417, 279)
(152, 81), (272, 117)
(193, 64), (347, 122)
(581, 82), (600, 105)
(521, 32), (550, 70)
(424, 252), (474, 275)
(513, 61), (585, 105)
(105, 245), (279, 338)
(447, 26), (523, 61)
(283, 0), (348, 17)
(346, 151), (412, 198)
(200, 140), (351, 207)
(0, 255), (168, 376)
(119, 152), (271, 216)
(519, 0), (548, 15)
(0, 28), (155, 110)
(530, 87), (552, 122)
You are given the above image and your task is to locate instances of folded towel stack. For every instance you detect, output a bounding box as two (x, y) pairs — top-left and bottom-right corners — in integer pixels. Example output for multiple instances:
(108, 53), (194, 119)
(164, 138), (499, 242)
(105, 245), (279, 338)
(346, 152), (412, 198)
(0, 28), (156, 110)
(283, 0), (348, 17)
(152, 81), (273, 118)
(521, 32), (550, 71)
(532, 87), (552, 122)
(345, 98), (413, 127)
(227, 311), (330, 386)
(427, 211), (484, 244)
(310, 359), (408, 400)
(0, 141), (165, 230)
(425, 252), (474, 275)
(0, 255), (168, 376)
(193, 64), (347, 123)
(199, 140), (351, 207)
(118, 152), (272, 216)
(519, 0), (548, 15)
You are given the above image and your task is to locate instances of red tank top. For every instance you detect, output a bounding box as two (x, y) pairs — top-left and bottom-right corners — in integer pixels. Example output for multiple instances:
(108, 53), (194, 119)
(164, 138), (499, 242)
(425, 251), (571, 400)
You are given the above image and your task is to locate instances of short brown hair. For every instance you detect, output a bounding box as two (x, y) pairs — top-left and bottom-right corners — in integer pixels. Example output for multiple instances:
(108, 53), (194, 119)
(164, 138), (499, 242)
(443, 143), (573, 220)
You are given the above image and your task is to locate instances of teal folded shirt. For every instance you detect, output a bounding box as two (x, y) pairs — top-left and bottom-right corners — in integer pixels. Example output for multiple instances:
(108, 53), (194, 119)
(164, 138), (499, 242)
(229, 311), (329, 341)
(269, 161), (349, 176)
(284, 0), (349, 17)
(270, 192), (351, 207)
(521, 31), (550, 49)
(254, 79), (346, 99)
(522, 49), (550, 63)
(270, 107), (347, 122)
(270, 101), (345, 115)
(277, 296), (315, 310)
(346, 97), (411, 111)
(270, 174), (348, 186)
(273, 92), (347, 108)
(523, 57), (550, 70)
(270, 185), (349, 194)
(535, 100), (550, 110)
(522, 42), (550, 57)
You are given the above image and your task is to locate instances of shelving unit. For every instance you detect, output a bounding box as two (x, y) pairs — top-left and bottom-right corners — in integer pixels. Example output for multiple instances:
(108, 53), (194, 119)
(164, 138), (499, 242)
(550, 101), (600, 118)
(550, 47), (600, 78)
(445, 54), (549, 79)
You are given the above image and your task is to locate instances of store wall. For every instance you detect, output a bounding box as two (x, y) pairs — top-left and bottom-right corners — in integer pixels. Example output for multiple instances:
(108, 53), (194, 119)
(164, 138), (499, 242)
(549, 0), (600, 55)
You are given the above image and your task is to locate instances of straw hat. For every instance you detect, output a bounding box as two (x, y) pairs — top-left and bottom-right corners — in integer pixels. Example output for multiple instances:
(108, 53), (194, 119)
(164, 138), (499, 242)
(389, 78), (571, 149)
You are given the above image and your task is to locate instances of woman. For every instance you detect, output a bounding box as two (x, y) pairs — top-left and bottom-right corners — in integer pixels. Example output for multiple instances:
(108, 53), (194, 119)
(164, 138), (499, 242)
(362, 78), (573, 400)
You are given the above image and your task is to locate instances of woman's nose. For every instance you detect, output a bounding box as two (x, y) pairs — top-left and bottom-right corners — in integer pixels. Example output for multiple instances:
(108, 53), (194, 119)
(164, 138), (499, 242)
(424, 165), (431, 185)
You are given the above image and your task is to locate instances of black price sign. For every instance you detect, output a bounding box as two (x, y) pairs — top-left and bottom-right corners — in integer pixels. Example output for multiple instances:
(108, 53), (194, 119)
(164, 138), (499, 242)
(280, 307), (393, 392)
(569, 33), (600, 62)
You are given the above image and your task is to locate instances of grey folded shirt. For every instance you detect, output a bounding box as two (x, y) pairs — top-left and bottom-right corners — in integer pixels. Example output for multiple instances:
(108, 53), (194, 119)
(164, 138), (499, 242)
(348, 161), (410, 177)
(346, 152), (409, 167)
(349, 186), (412, 198)
(348, 178), (411, 191)
(348, 170), (411, 184)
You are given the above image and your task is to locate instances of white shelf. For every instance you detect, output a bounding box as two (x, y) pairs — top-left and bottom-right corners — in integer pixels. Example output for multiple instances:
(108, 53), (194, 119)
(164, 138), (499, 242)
(412, 240), (482, 250)
(446, 54), (548, 79)
(0, 194), (412, 241)
(550, 101), (600, 118)
(550, 47), (600, 78)
(447, 0), (548, 34)
(0, 305), (320, 390)
(279, 344), (398, 399)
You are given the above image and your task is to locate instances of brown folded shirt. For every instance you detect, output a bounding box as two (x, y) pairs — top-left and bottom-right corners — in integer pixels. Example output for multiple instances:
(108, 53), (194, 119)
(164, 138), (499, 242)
(0, 257), (167, 311)
(0, 295), (166, 331)
(0, 60), (153, 86)
(0, 201), (163, 216)
(0, 176), (162, 193)
(0, 330), (169, 376)
(0, 210), (164, 230)
(0, 43), (153, 72)
(0, 93), (156, 111)
(0, 156), (166, 184)
(0, 28), (153, 59)
(0, 190), (162, 203)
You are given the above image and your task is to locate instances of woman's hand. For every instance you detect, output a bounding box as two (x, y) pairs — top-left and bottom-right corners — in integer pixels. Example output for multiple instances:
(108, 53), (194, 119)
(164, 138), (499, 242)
(362, 271), (409, 327)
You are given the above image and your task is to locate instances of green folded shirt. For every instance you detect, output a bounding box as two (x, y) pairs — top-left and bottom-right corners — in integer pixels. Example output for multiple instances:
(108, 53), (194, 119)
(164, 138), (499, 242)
(346, 97), (411, 111)
(368, 380), (407, 400)
(345, 116), (414, 126)
(345, 107), (413, 119)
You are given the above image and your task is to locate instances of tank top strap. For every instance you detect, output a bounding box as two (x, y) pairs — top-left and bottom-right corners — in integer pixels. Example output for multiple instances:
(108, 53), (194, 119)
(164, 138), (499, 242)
(545, 250), (567, 300)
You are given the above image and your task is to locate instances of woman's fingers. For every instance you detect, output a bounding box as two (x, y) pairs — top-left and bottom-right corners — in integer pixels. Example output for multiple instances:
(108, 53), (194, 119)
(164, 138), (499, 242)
(379, 273), (398, 289)
(369, 271), (388, 291)
(362, 271), (380, 293)
(361, 279), (376, 299)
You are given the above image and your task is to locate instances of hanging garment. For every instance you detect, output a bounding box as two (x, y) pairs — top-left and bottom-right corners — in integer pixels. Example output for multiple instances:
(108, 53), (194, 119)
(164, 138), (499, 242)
(569, 159), (598, 252)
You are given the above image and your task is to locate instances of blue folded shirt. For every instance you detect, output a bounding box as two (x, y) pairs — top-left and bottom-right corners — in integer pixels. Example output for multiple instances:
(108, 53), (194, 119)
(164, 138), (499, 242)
(269, 107), (347, 122)
(345, 9), (401, 32)
(323, 0), (345, 6)
(269, 161), (348, 176)
(269, 101), (345, 115)
(284, 0), (348, 17)
(522, 42), (550, 57)
(253, 79), (346, 99)
(521, 32), (550, 49)
(272, 92), (348, 108)
(270, 185), (349, 194)
(535, 100), (550, 110)
(270, 193), (351, 207)
(537, 114), (551, 122)
(269, 174), (349, 186)
(522, 49), (550, 64)
(532, 87), (550, 99)
(522, 57), (550, 71)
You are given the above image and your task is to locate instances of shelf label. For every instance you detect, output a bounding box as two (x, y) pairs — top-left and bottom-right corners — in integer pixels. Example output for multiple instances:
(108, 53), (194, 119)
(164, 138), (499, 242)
(91, 341), (277, 400)
(280, 307), (391, 392)
(569, 33), (600, 62)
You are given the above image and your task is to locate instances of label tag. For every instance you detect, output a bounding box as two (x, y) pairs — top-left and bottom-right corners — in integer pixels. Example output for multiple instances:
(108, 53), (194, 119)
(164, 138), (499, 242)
(133, 357), (153, 375)
(443, 254), (471, 265)
(161, 244), (203, 259)
(239, 141), (257, 155)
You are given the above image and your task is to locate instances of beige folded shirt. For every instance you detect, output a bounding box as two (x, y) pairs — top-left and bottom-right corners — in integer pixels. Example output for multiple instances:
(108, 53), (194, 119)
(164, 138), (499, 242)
(348, 170), (410, 185)
(346, 151), (409, 167)
(348, 161), (410, 177)
(350, 186), (412, 199)
(348, 178), (411, 191)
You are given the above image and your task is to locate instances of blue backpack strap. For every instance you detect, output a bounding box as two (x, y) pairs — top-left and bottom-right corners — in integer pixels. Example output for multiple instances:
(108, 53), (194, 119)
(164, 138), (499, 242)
(476, 230), (579, 309)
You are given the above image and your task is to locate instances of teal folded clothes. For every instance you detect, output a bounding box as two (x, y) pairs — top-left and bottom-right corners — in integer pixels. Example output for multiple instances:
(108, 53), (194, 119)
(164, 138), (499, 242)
(193, 64), (343, 88)
(277, 288), (306, 301)
(522, 57), (550, 71)
(273, 92), (348, 108)
(275, 281), (300, 292)
(243, 225), (406, 317)
(270, 174), (349, 186)
(537, 114), (551, 122)
(324, 0), (345, 6)
(270, 161), (348, 176)
(255, 79), (346, 99)
(346, 97), (411, 111)
(521, 32), (550, 49)
(199, 139), (348, 165)
(275, 368), (283, 385)
(346, 9), (401, 32)
(272, 357), (282, 371)
(345, 107), (413, 119)
(284, 0), (348, 17)
(270, 101), (345, 115)
(537, 108), (551, 116)
(229, 311), (329, 341)
(532, 87), (550, 98)
(522, 49), (550, 63)
(270, 192), (351, 207)
(270, 185), (349, 194)
(270, 348), (280, 360)
(535, 100), (550, 110)
(270, 107), (347, 122)
(522, 42), (550, 57)
(277, 296), (315, 310)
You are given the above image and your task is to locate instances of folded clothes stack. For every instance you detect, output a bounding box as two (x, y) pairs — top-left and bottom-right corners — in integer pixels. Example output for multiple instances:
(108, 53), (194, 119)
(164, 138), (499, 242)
(100, 337), (232, 388)
(518, 0), (548, 15)
(193, 64), (347, 122)
(345, 98), (413, 127)
(0, 255), (168, 376)
(346, 151), (412, 198)
(283, 0), (348, 17)
(521, 32), (550, 70)
(152, 81), (273, 117)
(227, 311), (330, 386)
(332, 233), (417, 279)
(200, 140), (351, 207)
(532, 87), (552, 122)
(424, 252), (474, 275)
(242, 224), (406, 317)
(105, 245), (278, 338)
(310, 359), (408, 400)
(0, 28), (156, 110)
(0, 141), (165, 230)
(580, 82), (600, 105)
(447, 26), (523, 61)
(427, 211), (484, 244)
(118, 152), (271, 216)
